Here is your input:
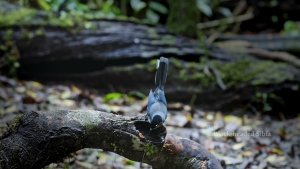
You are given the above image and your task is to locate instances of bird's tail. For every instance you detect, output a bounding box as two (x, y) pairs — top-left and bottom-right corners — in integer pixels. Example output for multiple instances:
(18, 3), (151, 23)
(155, 57), (169, 90)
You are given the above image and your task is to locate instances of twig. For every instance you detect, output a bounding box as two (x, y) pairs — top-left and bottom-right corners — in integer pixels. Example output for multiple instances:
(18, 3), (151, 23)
(197, 13), (254, 30)
(209, 63), (227, 90)
(248, 48), (300, 68)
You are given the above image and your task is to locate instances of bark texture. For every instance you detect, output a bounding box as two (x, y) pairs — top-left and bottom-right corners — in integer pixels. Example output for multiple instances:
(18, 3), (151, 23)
(0, 19), (236, 80)
(0, 110), (223, 169)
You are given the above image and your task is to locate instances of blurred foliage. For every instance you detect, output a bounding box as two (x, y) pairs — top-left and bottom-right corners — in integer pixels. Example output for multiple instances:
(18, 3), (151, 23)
(2, 0), (235, 28)
(254, 92), (277, 112)
(2, 0), (298, 34)
(0, 7), (36, 26)
(196, 0), (232, 18)
(282, 21), (300, 36)
(130, 0), (168, 24)
(104, 92), (135, 104)
(0, 1), (78, 27)
(0, 30), (20, 77)
(167, 0), (233, 37)
(128, 91), (146, 99)
(3, 0), (168, 24)
(167, 0), (199, 37)
(104, 92), (123, 103)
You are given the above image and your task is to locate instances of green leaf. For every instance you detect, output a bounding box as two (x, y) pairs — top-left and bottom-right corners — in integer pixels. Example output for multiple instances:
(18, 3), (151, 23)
(282, 21), (300, 36)
(128, 91), (146, 99)
(104, 92), (123, 103)
(196, 0), (212, 17)
(149, 1), (168, 14)
(146, 9), (159, 24)
(218, 7), (232, 17)
(45, 0), (64, 12)
(38, 0), (51, 11)
(130, 0), (146, 12)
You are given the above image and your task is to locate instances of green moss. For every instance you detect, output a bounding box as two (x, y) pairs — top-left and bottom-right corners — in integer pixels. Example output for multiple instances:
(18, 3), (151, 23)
(144, 143), (159, 157)
(47, 14), (75, 27)
(124, 159), (135, 165)
(11, 115), (22, 127)
(35, 28), (46, 36)
(161, 35), (177, 45)
(131, 133), (159, 156)
(147, 27), (159, 39)
(171, 58), (216, 88)
(0, 5), (78, 28)
(0, 29), (20, 77)
(171, 58), (184, 69)
(110, 143), (118, 151)
(20, 28), (37, 40)
(131, 137), (144, 151)
(0, 8), (36, 27)
(149, 35), (177, 46)
(168, 58), (296, 89)
(213, 59), (295, 87)
(106, 58), (296, 93)
(147, 59), (159, 72)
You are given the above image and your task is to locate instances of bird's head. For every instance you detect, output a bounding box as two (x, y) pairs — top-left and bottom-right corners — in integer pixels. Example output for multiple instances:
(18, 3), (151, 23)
(150, 114), (163, 128)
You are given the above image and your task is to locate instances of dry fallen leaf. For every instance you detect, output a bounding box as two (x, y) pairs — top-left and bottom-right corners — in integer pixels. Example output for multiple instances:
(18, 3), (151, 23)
(232, 142), (245, 150)
(266, 155), (286, 166)
(269, 148), (284, 155)
(224, 115), (242, 126)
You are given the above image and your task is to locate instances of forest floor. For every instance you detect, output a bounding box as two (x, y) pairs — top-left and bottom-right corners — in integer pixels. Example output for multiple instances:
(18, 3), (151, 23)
(0, 75), (299, 169)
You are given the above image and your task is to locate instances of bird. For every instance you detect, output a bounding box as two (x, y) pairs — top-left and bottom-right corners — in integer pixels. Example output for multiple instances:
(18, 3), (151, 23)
(147, 57), (169, 129)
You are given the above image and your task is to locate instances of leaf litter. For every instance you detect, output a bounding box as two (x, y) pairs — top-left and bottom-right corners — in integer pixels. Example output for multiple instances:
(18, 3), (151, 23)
(0, 75), (299, 169)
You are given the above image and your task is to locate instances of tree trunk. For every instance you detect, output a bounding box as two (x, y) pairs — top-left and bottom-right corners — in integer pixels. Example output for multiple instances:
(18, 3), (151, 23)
(0, 110), (224, 169)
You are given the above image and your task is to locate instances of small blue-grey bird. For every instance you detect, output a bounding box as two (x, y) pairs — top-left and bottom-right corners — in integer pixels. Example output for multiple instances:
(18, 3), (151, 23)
(147, 57), (168, 129)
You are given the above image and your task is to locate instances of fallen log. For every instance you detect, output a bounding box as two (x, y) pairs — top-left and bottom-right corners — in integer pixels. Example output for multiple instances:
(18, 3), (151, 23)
(3, 20), (233, 77)
(0, 110), (223, 169)
(1, 4), (300, 112)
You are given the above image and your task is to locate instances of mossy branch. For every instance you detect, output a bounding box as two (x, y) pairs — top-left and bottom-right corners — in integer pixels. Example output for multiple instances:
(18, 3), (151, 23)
(0, 110), (223, 169)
